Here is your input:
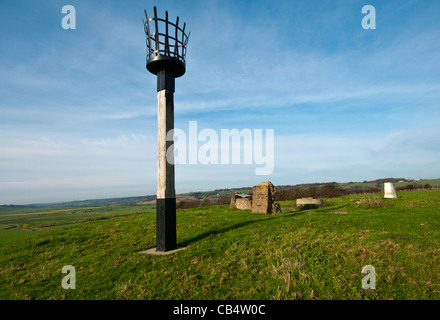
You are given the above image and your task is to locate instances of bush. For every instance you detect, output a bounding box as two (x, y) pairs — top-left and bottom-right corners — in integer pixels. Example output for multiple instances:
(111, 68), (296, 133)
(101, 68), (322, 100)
(275, 183), (348, 201)
(176, 196), (230, 210)
(395, 183), (425, 192)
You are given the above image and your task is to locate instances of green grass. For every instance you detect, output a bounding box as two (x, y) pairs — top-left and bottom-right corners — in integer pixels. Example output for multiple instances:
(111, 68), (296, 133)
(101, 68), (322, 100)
(0, 229), (39, 245)
(0, 190), (439, 300)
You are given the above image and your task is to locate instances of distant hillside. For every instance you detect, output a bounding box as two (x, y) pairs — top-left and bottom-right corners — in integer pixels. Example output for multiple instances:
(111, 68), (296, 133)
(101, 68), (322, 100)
(15, 195), (157, 208)
(185, 178), (440, 199)
(3, 178), (439, 207)
(58, 195), (157, 207)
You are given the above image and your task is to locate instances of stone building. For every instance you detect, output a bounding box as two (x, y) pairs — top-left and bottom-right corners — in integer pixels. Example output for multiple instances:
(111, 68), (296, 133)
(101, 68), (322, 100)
(252, 181), (278, 214)
(230, 193), (252, 210)
(230, 182), (281, 213)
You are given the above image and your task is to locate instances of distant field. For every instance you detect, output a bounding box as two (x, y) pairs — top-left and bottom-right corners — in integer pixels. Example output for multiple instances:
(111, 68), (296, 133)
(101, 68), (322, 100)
(393, 179), (440, 188)
(0, 204), (155, 245)
(1, 189), (439, 300)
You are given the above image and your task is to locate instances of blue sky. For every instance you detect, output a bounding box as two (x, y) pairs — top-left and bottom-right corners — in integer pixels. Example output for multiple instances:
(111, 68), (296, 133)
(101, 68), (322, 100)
(1, 0), (439, 204)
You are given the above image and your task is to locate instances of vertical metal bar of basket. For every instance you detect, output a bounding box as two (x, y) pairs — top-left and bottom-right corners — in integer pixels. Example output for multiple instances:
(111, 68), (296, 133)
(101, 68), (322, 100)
(165, 11), (170, 56)
(174, 16), (179, 58)
(181, 23), (186, 61)
(144, 10), (152, 60)
(184, 32), (190, 60)
(154, 6), (159, 56)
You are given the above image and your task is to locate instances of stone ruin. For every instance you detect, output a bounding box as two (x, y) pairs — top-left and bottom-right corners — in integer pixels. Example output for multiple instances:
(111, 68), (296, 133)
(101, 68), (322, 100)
(252, 181), (280, 213)
(230, 181), (281, 214)
(230, 193), (252, 210)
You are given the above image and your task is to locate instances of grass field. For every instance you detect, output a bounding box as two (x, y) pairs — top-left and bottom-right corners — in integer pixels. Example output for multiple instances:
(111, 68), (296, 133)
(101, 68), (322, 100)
(0, 189), (439, 300)
(0, 229), (39, 245)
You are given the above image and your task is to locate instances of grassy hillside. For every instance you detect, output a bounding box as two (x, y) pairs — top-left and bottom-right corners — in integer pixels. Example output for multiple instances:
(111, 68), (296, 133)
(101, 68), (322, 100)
(1, 190), (439, 300)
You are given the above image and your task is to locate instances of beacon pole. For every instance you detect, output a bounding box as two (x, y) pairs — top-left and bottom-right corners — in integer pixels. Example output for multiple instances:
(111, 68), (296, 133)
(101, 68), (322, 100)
(144, 7), (189, 252)
(156, 69), (176, 252)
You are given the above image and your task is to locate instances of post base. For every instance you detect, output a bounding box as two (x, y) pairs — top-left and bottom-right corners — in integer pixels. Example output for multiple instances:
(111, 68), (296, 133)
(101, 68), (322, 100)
(138, 246), (186, 256)
(156, 197), (176, 251)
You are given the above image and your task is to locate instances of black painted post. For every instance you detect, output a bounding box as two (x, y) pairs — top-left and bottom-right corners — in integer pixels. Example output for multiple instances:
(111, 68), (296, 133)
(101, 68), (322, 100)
(144, 7), (189, 252)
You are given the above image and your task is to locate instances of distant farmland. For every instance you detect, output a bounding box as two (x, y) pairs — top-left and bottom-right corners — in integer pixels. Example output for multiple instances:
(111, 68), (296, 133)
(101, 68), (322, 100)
(0, 204), (155, 245)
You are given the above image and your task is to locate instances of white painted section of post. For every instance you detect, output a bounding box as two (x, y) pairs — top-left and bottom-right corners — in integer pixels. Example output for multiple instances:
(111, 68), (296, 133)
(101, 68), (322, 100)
(157, 89), (175, 199)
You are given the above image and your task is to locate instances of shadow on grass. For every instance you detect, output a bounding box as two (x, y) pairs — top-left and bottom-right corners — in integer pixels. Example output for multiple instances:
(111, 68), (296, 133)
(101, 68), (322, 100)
(315, 205), (349, 213)
(179, 210), (308, 247)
